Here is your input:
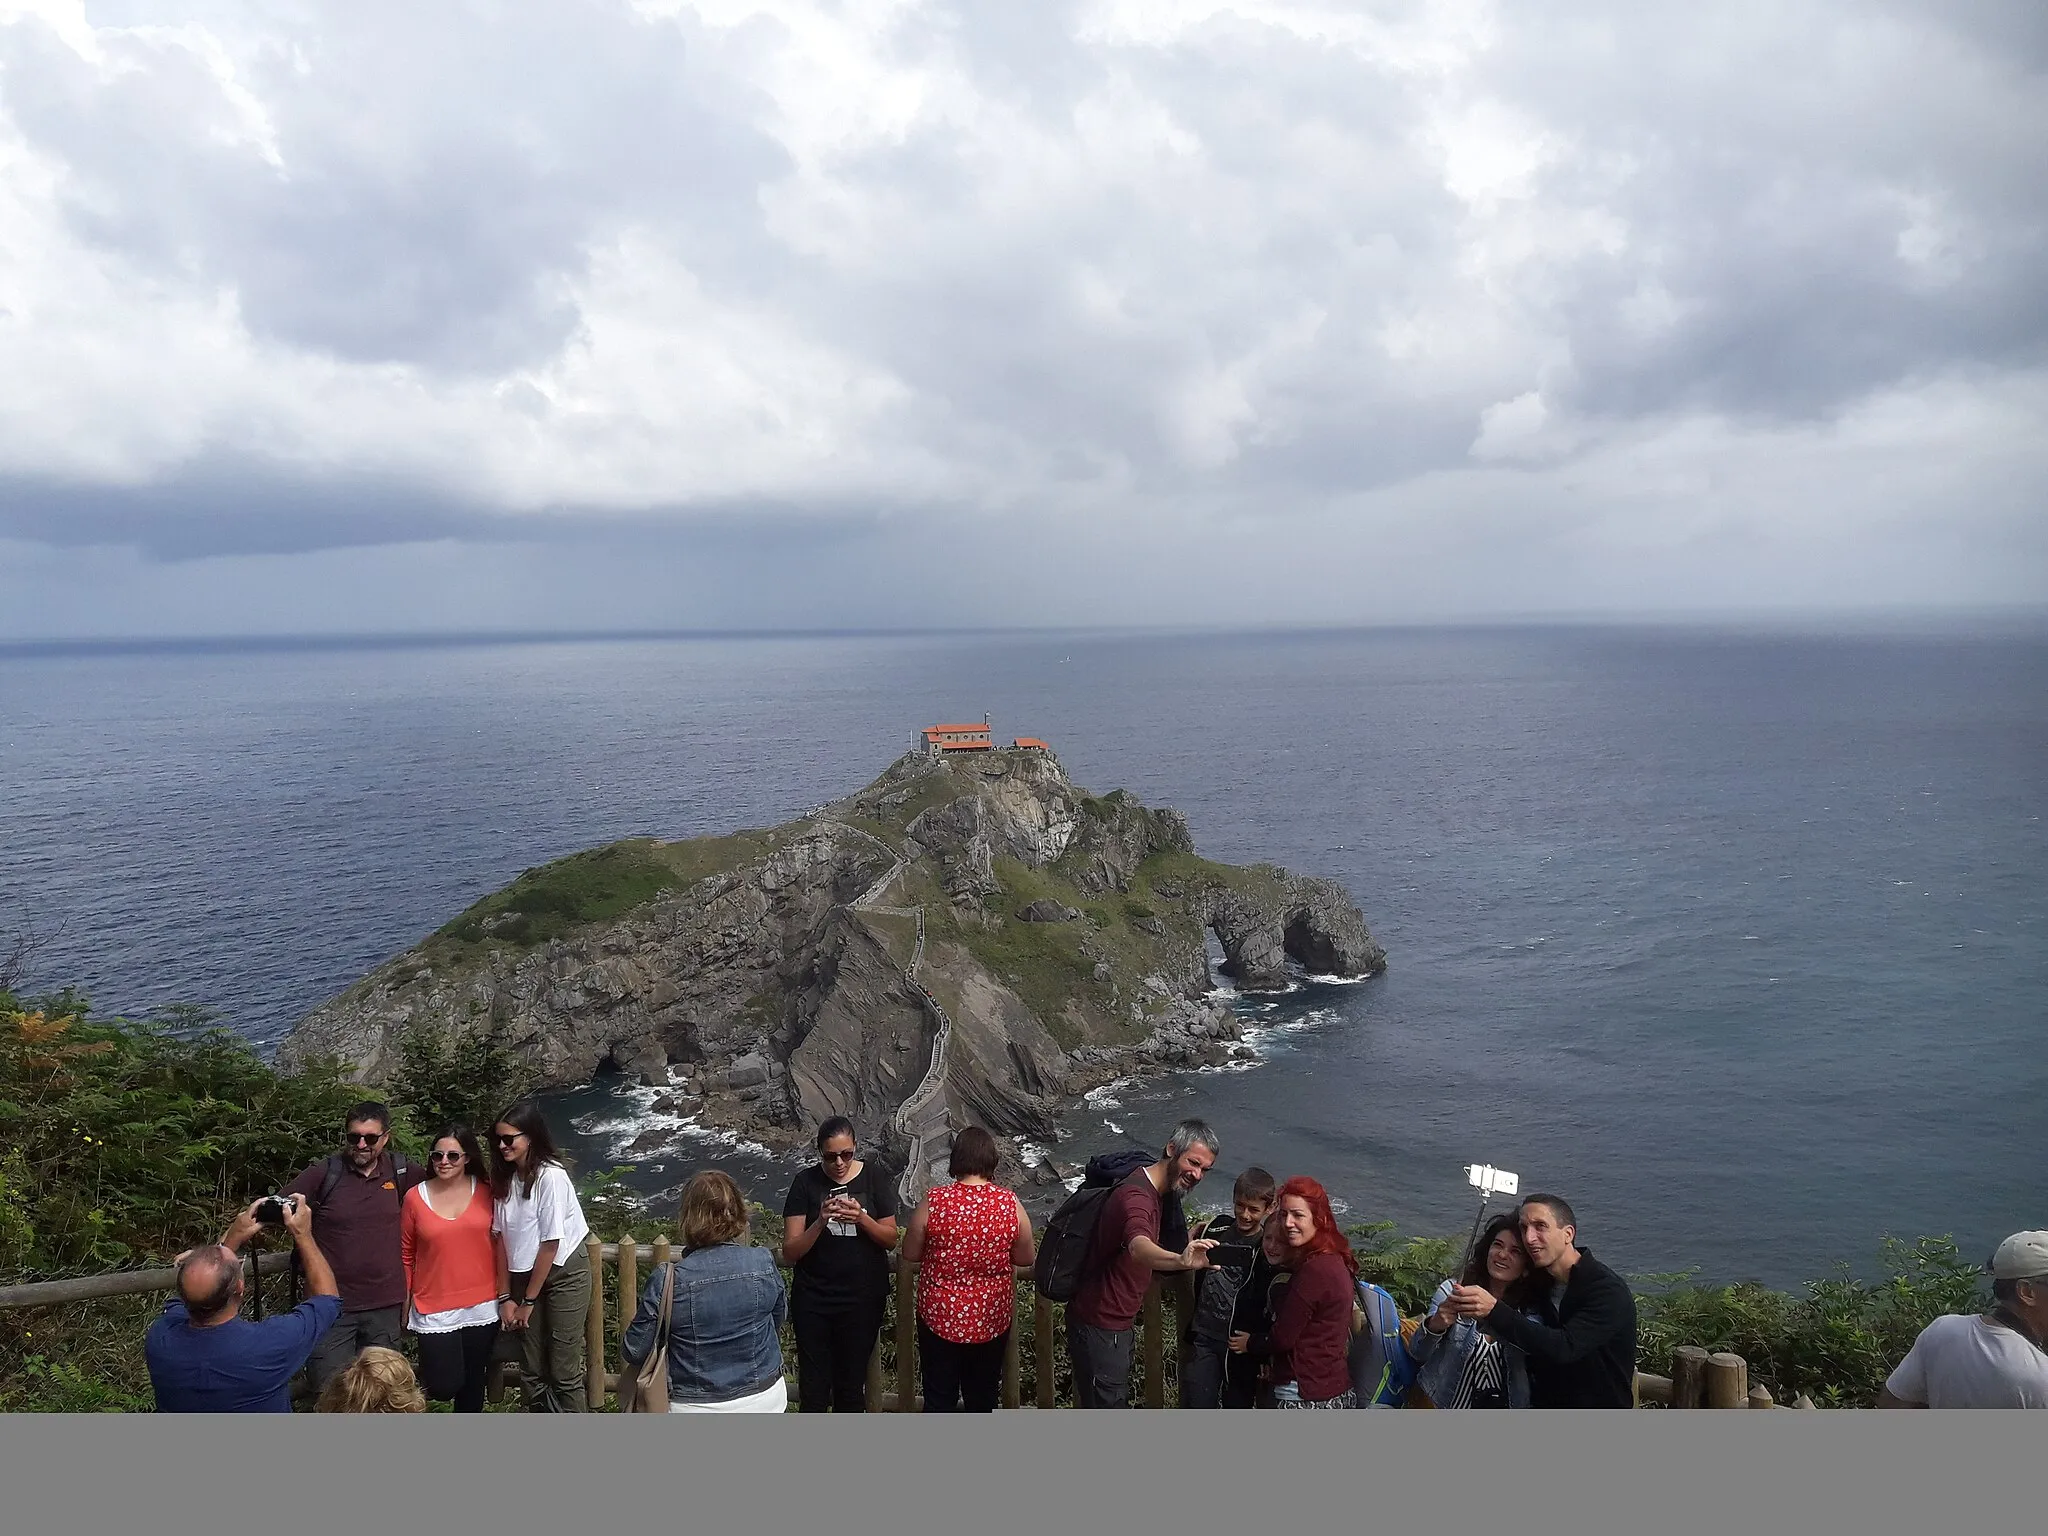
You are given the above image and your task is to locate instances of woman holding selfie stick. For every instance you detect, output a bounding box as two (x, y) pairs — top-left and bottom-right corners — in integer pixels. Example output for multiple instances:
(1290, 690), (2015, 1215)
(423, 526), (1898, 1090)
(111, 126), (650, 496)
(1409, 1213), (1538, 1409)
(782, 1116), (900, 1411)
(491, 1101), (593, 1412)
(400, 1123), (502, 1412)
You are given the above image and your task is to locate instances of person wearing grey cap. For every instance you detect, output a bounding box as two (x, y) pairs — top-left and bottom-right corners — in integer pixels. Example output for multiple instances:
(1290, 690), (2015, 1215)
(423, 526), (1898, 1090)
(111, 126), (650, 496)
(1877, 1231), (2048, 1409)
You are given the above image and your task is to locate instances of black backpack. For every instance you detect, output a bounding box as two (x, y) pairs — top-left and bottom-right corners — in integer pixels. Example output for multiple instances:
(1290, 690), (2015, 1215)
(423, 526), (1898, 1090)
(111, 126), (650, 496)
(1033, 1179), (1123, 1304)
(1033, 1153), (1173, 1304)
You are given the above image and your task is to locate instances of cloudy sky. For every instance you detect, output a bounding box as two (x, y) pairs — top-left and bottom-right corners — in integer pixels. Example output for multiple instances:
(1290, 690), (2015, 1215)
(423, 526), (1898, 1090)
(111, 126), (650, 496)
(1, 0), (2043, 636)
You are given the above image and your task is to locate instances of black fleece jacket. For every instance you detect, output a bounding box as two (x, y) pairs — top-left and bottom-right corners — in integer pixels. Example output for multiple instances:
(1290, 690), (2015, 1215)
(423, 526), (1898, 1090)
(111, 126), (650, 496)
(1478, 1247), (1638, 1408)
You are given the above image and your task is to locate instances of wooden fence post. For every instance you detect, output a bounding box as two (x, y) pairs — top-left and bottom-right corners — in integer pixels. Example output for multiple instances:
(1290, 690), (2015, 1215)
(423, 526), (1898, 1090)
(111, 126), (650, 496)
(1002, 1314), (1022, 1410)
(616, 1232), (637, 1364)
(1141, 1282), (1165, 1409)
(1670, 1345), (1708, 1409)
(1705, 1352), (1748, 1409)
(585, 1235), (606, 1411)
(1167, 1272), (1193, 1409)
(895, 1258), (917, 1411)
(1035, 1293), (1055, 1409)
(1747, 1384), (1775, 1409)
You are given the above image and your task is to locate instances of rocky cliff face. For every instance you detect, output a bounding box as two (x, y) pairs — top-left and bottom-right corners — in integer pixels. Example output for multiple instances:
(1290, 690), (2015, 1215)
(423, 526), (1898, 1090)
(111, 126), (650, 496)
(279, 748), (1386, 1161)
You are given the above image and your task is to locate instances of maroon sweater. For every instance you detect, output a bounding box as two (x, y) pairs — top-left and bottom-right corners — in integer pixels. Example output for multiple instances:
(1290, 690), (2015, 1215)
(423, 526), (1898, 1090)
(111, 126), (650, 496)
(1252, 1252), (1354, 1403)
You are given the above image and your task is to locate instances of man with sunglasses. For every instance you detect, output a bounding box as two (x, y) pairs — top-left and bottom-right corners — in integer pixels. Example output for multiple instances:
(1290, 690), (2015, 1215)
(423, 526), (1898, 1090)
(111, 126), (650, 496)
(281, 1100), (425, 1393)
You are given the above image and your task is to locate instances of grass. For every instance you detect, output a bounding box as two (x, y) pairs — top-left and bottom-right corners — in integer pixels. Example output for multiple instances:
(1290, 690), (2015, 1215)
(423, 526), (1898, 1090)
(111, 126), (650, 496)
(423, 831), (778, 957)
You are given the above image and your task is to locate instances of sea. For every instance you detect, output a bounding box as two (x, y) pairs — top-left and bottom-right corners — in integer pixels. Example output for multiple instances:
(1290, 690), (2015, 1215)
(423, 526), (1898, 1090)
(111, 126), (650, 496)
(2, 623), (2042, 1289)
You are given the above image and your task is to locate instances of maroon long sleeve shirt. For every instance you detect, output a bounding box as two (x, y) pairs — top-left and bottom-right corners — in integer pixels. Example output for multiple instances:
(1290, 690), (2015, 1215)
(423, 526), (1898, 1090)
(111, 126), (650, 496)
(1252, 1252), (1354, 1403)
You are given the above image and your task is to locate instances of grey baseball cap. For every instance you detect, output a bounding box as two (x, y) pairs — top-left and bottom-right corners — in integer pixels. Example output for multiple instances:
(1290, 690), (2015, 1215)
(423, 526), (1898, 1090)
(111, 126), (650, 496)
(1989, 1231), (2048, 1281)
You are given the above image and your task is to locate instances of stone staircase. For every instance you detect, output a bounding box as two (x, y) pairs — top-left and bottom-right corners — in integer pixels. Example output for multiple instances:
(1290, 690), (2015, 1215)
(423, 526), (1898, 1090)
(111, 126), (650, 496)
(825, 821), (954, 1210)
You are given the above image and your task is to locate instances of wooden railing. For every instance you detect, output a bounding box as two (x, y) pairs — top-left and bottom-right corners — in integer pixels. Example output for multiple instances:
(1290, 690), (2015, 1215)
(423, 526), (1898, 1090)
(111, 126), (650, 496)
(3, 1243), (1800, 1410)
(529, 1238), (1191, 1411)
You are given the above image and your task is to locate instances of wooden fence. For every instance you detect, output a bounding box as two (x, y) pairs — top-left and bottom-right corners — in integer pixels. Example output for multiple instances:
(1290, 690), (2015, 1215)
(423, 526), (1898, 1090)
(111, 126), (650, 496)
(3, 1242), (1799, 1410)
(540, 1237), (1187, 1411)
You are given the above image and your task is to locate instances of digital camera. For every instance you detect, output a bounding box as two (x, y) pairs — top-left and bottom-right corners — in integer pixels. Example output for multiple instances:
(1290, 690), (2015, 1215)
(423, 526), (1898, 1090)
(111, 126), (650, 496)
(253, 1194), (299, 1225)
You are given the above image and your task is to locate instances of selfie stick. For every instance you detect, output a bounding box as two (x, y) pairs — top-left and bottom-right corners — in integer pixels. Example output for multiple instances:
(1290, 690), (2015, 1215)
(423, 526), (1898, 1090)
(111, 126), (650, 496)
(1462, 1165), (1520, 1275)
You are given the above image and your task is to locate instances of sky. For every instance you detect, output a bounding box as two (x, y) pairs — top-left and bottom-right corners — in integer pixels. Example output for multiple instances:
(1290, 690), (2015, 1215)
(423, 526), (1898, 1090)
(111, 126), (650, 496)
(0, 0), (2044, 637)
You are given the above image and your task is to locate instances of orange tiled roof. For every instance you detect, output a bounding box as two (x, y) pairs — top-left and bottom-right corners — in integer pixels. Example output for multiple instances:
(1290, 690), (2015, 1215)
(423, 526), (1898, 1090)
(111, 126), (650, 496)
(923, 723), (990, 736)
(1012, 738), (1050, 749)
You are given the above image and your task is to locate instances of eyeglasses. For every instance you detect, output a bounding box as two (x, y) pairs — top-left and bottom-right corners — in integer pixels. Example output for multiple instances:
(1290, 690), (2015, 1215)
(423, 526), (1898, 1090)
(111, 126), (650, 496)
(344, 1131), (385, 1146)
(495, 1133), (526, 1146)
(821, 1149), (856, 1163)
(429, 1150), (466, 1163)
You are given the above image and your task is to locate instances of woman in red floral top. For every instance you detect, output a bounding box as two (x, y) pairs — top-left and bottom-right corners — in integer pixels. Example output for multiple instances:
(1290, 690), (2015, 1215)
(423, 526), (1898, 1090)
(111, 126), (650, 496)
(902, 1127), (1037, 1411)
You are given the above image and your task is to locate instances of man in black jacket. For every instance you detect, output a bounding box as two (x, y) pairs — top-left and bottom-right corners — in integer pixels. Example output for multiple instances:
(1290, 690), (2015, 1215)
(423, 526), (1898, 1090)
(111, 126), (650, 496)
(1449, 1193), (1637, 1408)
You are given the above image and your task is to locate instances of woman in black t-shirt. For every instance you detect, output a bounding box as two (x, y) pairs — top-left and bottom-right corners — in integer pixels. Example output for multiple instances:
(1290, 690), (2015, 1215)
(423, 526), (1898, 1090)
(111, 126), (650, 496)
(781, 1116), (900, 1411)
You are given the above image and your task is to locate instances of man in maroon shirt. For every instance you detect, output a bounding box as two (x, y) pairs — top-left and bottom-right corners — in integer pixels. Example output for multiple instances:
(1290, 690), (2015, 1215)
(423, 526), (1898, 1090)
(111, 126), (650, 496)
(280, 1100), (425, 1392)
(1067, 1120), (1219, 1407)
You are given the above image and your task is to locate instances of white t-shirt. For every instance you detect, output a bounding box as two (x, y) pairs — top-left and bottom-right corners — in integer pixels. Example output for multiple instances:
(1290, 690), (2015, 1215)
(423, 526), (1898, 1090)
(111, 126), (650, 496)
(1885, 1313), (2048, 1408)
(492, 1163), (590, 1274)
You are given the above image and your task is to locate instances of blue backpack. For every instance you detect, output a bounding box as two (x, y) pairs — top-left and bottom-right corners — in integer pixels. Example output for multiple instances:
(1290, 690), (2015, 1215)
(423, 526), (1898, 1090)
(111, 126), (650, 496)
(1348, 1281), (1416, 1407)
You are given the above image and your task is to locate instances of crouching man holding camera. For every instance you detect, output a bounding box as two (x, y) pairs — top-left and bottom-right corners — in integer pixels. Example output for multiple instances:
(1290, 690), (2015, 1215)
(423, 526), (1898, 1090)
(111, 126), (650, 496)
(146, 1194), (341, 1412)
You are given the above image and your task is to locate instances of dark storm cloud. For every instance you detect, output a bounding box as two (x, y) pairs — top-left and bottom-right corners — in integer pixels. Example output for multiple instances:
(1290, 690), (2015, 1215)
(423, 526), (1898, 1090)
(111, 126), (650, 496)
(0, 463), (896, 559)
(1494, 4), (2048, 420)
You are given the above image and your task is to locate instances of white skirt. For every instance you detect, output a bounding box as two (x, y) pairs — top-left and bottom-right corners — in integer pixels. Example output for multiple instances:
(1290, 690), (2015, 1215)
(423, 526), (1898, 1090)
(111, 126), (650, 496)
(667, 1377), (787, 1414)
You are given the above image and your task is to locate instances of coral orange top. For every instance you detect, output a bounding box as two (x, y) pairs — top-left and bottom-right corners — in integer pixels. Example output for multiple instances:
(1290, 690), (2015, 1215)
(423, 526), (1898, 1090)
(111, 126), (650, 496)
(400, 1179), (502, 1315)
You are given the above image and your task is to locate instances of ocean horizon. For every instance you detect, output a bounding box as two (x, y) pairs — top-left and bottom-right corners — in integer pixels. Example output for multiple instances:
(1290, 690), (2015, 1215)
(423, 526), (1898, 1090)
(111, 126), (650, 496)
(3, 620), (2041, 1289)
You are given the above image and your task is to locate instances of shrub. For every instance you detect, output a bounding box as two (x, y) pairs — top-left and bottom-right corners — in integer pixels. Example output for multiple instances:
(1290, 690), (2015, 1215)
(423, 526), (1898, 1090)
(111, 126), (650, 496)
(386, 1016), (538, 1140)
(0, 993), (360, 1279)
(1635, 1236), (1985, 1405)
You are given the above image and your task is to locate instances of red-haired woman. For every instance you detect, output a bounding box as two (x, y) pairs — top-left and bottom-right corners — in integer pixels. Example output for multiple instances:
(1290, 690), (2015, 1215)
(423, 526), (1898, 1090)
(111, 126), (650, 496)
(1229, 1176), (1358, 1408)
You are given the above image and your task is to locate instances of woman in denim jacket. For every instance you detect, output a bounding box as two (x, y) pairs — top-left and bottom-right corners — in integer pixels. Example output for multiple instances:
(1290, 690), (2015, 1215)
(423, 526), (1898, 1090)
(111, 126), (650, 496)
(621, 1171), (789, 1413)
(1410, 1214), (1538, 1409)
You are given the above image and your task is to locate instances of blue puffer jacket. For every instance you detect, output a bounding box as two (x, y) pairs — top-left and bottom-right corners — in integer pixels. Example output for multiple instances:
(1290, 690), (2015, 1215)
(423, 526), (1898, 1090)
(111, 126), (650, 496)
(621, 1245), (788, 1405)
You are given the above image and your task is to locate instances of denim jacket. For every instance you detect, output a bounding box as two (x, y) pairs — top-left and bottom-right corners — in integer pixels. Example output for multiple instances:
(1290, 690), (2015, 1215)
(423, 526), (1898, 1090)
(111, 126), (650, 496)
(1410, 1278), (1534, 1409)
(621, 1245), (788, 1405)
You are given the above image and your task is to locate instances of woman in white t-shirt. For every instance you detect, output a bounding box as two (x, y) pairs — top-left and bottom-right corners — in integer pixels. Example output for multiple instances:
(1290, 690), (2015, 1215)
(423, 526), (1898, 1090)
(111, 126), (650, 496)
(490, 1101), (593, 1413)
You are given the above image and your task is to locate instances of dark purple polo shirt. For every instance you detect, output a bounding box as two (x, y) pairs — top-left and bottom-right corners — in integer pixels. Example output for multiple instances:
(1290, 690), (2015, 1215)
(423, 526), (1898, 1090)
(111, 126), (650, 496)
(282, 1152), (427, 1313)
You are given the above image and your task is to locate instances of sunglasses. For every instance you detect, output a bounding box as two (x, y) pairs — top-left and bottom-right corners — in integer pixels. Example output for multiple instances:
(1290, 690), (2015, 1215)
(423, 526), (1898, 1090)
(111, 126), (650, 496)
(344, 1131), (385, 1146)
(429, 1150), (466, 1163)
(821, 1149), (856, 1163)
(495, 1133), (526, 1146)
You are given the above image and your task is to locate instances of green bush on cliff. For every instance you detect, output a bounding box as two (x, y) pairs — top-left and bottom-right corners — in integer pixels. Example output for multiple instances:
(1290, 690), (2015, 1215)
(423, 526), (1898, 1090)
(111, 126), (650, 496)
(435, 841), (683, 949)
(386, 1016), (538, 1136)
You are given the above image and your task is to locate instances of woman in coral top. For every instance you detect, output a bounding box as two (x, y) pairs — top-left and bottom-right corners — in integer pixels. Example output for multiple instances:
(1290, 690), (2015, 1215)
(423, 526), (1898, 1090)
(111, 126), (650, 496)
(902, 1127), (1037, 1412)
(400, 1123), (503, 1412)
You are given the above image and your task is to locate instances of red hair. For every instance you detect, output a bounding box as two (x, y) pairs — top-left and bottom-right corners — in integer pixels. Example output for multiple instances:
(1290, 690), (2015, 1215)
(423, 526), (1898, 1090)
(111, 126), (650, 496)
(1276, 1176), (1358, 1279)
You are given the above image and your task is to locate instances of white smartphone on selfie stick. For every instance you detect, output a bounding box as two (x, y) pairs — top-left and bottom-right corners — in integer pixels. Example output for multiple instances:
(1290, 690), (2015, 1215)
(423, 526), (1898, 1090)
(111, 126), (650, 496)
(1462, 1164), (1520, 1274)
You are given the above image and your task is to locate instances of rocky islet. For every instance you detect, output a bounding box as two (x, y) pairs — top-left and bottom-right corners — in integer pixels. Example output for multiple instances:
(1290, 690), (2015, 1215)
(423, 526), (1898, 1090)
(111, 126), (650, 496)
(280, 745), (1386, 1179)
